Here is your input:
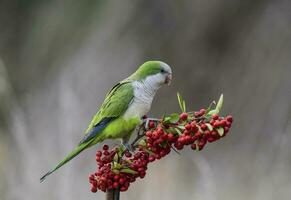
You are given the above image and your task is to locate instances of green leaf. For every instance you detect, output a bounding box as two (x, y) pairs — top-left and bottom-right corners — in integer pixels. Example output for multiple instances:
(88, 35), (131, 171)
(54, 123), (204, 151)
(118, 146), (125, 158)
(143, 148), (154, 155)
(205, 94), (224, 117)
(114, 163), (123, 169)
(182, 101), (186, 112)
(161, 113), (166, 121)
(216, 127), (224, 136)
(177, 92), (186, 112)
(205, 123), (213, 131)
(124, 159), (133, 164)
(207, 110), (217, 116)
(112, 169), (120, 174)
(113, 153), (119, 162)
(216, 94), (223, 114)
(205, 101), (216, 114)
(163, 116), (170, 122)
(169, 113), (180, 123)
(175, 127), (182, 135)
(138, 139), (146, 147)
(120, 168), (138, 174)
(177, 125), (185, 130)
(177, 92), (183, 111)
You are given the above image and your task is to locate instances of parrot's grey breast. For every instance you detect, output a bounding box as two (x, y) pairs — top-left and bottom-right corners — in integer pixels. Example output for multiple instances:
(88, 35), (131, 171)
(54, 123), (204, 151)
(123, 78), (161, 120)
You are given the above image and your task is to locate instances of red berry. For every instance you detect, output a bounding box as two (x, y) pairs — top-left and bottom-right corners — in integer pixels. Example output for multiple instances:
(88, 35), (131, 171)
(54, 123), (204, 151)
(207, 137), (215, 143)
(213, 121), (220, 128)
(183, 130), (190, 135)
(138, 167), (144, 172)
(200, 124), (207, 130)
(113, 182), (119, 188)
(120, 186), (128, 192)
(89, 174), (95, 180)
(220, 120), (227, 127)
(125, 151), (132, 158)
(161, 134), (168, 140)
(174, 142), (184, 150)
(195, 131), (202, 138)
(226, 115), (233, 123)
(114, 175), (120, 181)
(119, 178), (126, 185)
(167, 133), (175, 142)
(91, 186), (97, 193)
(204, 130), (211, 138)
(185, 135), (192, 144)
(226, 121), (232, 127)
(191, 122), (198, 131)
(96, 156), (101, 162)
(185, 124), (191, 130)
(191, 144), (197, 150)
(149, 121), (155, 129)
(210, 119), (215, 125)
(211, 130), (218, 137)
(103, 144), (109, 151)
(212, 114), (219, 120)
(157, 128), (164, 136)
(199, 109), (206, 115)
(96, 151), (102, 157)
(146, 131), (152, 137)
(194, 111), (200, 117)
(180, 113), (188, 121)
(149, 156), (155, 162)
(152, 131), (159, 139)
(140, 171), (146, 178)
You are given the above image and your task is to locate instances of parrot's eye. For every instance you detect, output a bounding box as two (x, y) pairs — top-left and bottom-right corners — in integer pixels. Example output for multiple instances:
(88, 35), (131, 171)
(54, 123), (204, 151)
(160, 69), (166, 73)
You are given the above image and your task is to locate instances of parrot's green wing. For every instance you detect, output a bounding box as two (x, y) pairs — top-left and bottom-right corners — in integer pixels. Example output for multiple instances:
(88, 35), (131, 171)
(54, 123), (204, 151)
(79, 81), (134, 144)
(40, 81), (134, 182)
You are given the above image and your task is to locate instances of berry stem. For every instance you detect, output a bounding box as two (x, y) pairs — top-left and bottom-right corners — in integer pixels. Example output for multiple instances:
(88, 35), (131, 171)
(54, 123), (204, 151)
(114, 189), (120, 200)
(106, 189), (114, 200)
(106, 189), (120, 200)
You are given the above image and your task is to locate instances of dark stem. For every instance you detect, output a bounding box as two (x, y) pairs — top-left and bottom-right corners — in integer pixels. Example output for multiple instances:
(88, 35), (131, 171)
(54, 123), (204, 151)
(114, 189), (120, 200)
(106, 189), (120, 200)
(106, 189), (114, 200)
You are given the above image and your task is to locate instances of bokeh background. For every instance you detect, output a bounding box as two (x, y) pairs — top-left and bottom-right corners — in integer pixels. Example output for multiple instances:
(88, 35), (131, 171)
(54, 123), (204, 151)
(1, 0), (291, 200)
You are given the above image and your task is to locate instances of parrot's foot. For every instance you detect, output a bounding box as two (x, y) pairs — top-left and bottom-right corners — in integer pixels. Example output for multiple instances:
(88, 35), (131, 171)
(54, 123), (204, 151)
(143, 117), (160, 129)
(122, 142), (134, 153)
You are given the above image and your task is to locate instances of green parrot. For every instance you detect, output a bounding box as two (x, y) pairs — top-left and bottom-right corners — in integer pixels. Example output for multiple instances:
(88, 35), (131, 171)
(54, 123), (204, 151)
(40, 61), (172, 182)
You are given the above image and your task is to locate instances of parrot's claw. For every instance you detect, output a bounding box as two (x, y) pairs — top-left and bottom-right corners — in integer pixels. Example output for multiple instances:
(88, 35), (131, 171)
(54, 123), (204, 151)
(122, 142), (134, 153)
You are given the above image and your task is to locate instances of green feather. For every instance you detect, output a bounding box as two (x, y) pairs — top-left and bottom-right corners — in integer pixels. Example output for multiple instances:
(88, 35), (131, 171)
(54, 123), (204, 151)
(84, 81), (134, 134)
(128, 61), (165, 81)
(40, 82), (135, 182)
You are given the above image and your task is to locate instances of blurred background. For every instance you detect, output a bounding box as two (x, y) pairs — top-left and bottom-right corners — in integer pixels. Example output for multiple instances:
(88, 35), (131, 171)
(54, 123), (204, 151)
(0, 0), (291, 199)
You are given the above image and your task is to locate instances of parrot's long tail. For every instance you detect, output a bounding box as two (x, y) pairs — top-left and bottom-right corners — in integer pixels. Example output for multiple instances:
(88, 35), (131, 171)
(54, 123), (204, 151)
(40, 141), (93, 182)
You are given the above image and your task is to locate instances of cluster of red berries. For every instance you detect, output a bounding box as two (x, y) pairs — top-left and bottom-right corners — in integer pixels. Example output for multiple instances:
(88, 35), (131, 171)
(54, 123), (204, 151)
(176, 109), (233, 151)
(89, 145), (151, 193)
(89, 109), (233, 193)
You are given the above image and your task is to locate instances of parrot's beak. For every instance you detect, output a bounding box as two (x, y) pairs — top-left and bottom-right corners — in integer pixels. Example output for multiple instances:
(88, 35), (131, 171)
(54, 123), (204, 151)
(165, 73), (172, 85)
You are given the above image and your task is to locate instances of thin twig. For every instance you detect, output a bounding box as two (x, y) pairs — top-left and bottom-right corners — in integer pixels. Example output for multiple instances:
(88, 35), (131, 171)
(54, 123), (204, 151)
(114, 189), (120, 200)
(106, 189), (114, 200)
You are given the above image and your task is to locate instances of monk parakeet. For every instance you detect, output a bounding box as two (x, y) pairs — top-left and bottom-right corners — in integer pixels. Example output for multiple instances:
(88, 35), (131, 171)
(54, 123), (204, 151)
(40, 61), (172, 182)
